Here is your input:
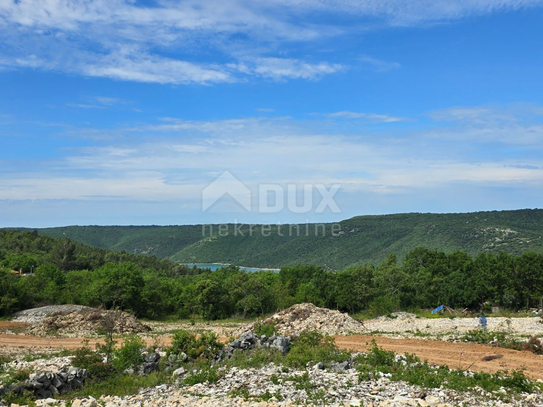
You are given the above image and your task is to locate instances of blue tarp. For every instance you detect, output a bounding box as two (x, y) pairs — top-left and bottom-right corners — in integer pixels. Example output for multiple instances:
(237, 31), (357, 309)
(432, 305), (444, 314)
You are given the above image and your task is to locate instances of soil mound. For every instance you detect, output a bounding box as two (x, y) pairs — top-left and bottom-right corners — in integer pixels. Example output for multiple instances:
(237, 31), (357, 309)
(12, 305), (94, 324)
(14, 305), (150, 337)
(235, 303), (366, 336)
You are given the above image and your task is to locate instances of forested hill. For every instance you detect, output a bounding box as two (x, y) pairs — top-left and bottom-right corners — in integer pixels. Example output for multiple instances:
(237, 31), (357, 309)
(37, 209), (543, 269)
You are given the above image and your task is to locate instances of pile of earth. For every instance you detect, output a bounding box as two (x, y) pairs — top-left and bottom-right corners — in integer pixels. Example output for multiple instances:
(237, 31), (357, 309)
(12, 305), (93, 324)
(234, 303), (366, 336)
(13, 305), (151, 337)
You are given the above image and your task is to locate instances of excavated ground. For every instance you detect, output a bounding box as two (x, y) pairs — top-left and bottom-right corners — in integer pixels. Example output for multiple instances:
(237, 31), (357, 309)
(1, 323), (542, 380)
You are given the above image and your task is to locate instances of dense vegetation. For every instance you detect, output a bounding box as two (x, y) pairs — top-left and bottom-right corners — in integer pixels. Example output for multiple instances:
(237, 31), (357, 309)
(38, 209), (543, 269)
(1, 229), (543, 319)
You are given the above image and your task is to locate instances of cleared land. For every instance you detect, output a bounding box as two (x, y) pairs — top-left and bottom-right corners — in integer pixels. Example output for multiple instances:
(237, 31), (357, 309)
(1, 320), (542, 380)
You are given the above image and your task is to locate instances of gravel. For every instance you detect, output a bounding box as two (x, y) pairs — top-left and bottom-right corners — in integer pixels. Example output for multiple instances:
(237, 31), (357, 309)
(365, 313), (543, 339)
(22, 363), (543, 407)
(234, 303), (367, 336)
(12, 306), (94, 324)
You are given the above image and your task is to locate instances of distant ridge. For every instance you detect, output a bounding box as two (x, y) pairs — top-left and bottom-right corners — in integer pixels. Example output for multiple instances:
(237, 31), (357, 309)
(38, 209), (543, 269)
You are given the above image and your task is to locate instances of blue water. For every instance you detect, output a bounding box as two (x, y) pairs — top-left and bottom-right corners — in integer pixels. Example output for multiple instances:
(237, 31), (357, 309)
(183, 263), (280, 273)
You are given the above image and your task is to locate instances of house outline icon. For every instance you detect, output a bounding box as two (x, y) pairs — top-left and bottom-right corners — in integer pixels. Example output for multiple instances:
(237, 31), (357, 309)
(202, 171), (251, 212)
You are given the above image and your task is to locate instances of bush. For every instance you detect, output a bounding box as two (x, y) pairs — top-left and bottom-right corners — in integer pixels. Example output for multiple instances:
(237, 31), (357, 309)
(182, 363), (223, 385)
(227, 347), (284, 369)
(112, 335), (146, 371)
(459, 329), (522, 350)
(168, 330), (223, 361)
(72, 345), (115, 380)
(285, 331), (349, 369)
(254, 320), (277, 337)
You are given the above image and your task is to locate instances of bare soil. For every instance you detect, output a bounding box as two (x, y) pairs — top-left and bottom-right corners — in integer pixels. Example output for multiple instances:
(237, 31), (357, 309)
(1, 320), (542, 380)
(333, 335), (543, 380)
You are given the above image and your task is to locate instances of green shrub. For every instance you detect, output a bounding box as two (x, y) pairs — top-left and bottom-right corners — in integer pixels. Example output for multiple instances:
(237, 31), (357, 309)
(2, 389), (35, 407)
(72, 345), (115, 380)
(284, 331), (349, 369)
(354, 341), (536, 397)
(227, 347), (284, 369)
(112, 335), (146, 371)
(182, 363), (223, 385)
(254, 320), (277, 337)
(459, 329), (522, 350)
(168, 330), (223, 361)
(0, 355), (11, 373)
(59, 370), (169, 400)
(2, 368), (31, 385)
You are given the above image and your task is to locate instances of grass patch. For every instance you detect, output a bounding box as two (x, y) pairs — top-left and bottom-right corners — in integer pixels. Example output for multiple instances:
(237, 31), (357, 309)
(284, 331), (349, 369)
(355, 340), (538, 399)
(457, 329), (524, 350)
(60, 371), (170, 400)
(182, 362), (223, 385)
(226, 347), (285, 369)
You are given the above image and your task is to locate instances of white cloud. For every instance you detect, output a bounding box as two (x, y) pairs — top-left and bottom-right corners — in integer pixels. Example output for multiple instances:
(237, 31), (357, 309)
(229, 58), (344, 80)
(2, 0), (540, 85)
(324, 111), (408, 122)
(359, 55), (400, 72)
(426, 105), (543, 144)
(264, 0), (543, 26)
(2, 107), (542, 204)
(82, 53), (234, 85)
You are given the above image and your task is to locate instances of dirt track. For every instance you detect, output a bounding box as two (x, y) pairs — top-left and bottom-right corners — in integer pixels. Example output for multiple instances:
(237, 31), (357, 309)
(1, 328), (542, 380)
(334, 335), (543, 380)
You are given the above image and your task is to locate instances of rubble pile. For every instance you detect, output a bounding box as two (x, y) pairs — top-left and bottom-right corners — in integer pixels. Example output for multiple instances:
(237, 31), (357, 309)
(1, 367), (88, 400)
(218, 332), (291, 361)
(15, 306), (151, 337)
(235, 303), (366, 336)
(12, 305), (93, 324)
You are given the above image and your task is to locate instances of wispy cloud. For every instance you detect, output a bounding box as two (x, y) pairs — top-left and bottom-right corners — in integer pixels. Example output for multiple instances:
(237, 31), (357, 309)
(359, 55), (401, 72)
(426, 104), (543, 144)
(1, 0), (540, 85)
(67, 96), (132, 110)
(231, 58), (344, 80)
(3, 105), (543, 205)
(323, 111), (409, 123)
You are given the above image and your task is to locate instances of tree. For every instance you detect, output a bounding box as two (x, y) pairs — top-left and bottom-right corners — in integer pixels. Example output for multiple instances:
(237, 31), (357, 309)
(515, 252), (543, 309)
(195, 279), (230, 320)
(51, 240), (77, 272)
(87, 262), (144, 313)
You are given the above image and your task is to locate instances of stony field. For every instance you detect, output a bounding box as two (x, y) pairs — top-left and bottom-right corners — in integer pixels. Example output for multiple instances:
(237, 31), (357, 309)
(1, 304), (543, 407)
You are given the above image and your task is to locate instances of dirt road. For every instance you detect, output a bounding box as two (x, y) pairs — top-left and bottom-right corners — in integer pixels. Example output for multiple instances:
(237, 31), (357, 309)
(1, 323), (542, 380)
(334, 335), (543, 380)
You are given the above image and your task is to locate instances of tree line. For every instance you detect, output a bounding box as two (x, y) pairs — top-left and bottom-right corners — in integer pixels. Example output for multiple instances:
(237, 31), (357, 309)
(1, 230), (542, 319)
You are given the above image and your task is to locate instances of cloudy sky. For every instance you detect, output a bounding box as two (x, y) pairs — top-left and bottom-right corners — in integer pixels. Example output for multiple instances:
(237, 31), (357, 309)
(1, 0), (543, 227)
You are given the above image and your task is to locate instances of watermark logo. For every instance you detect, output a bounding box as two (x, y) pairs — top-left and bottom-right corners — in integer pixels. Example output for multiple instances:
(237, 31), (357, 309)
(202, 171), (251, 212)
(202, 171), (341, 214)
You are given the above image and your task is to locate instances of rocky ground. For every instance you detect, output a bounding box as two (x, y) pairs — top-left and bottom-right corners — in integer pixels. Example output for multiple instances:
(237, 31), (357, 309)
(12, 306), (151, 338)
(234, 303), (367, 337)
(364, 312), (543, 340)
(20, 363), (543, 407)
(2, 304), (543, 407)
(12, 306), (94, 324)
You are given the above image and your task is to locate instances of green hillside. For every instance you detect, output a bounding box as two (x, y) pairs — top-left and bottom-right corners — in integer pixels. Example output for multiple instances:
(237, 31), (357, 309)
(38, 209), (543, 269)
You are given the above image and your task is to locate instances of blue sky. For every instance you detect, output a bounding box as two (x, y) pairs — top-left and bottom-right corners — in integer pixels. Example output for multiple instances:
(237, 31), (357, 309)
(1, 0), (543, 227)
